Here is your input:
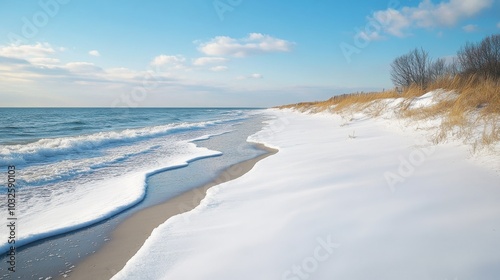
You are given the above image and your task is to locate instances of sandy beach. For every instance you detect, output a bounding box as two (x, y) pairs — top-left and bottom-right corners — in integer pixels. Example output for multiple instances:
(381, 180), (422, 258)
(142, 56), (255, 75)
(66, 144), (277, 280)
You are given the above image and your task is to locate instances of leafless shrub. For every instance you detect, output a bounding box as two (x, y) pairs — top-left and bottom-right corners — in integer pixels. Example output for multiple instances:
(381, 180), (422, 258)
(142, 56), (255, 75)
(392, 49), (462, 91)
(458, 34), (500, 79)
(391, 48), (431, 90)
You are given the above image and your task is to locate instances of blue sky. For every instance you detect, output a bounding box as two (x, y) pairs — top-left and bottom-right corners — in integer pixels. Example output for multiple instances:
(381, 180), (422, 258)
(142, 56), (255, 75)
(0, 0), (499, 107)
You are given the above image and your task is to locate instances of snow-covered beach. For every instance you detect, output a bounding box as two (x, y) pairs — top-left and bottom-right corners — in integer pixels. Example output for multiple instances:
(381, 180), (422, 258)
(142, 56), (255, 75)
(111, 93), (500, 280)
(2, 1), (499, 278)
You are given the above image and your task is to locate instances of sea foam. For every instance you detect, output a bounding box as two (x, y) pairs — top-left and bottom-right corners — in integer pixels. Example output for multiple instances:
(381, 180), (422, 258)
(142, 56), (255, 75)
(0, 114), (248, 253)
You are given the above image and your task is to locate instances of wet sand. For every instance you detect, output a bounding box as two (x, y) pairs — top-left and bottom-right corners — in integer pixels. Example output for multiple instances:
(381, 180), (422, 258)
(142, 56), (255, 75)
(66, 144), (277, 280)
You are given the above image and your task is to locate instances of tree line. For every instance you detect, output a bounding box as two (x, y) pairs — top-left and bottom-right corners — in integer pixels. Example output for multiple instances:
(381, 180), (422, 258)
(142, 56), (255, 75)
(390, 34), (500, 90)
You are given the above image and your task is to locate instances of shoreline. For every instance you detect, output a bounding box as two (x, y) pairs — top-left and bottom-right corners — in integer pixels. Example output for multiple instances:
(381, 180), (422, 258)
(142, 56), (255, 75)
(66, 143), (277, 280)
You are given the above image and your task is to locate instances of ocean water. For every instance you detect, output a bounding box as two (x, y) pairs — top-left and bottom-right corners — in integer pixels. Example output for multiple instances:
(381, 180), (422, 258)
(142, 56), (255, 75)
(0, 108), (262, 259)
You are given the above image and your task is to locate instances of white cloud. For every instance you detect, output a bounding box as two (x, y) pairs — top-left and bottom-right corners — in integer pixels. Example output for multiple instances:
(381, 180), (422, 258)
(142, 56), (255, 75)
(373, 8), (411, 37)
(28, 57), (61, 66)
(209, 65), (228, 72)
(0, 42), (55, 58)
(0, 42), (308, 107)
(198, 33), (293, 57)
(497, 22), (500, 29)
(237, 73), (263, 80)
(462, 24), (478, 32)
(192, 57), (228, 66)
(150, 55), (185, 68)
(65, 62), (103, 73)
(89, 50), (100, 57)
(106, 67), (132, 74)
(0, 43), (65, 68)
(359, 0), (493, 38)
(0, 44), (195, 92)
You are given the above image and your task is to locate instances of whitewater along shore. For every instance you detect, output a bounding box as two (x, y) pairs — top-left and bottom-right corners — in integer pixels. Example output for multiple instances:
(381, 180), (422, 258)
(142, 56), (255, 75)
(66, 144), (277, 280)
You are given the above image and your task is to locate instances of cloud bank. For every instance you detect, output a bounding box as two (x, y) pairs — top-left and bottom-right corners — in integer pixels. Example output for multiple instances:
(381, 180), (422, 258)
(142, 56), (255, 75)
(357, 0), (492, 39)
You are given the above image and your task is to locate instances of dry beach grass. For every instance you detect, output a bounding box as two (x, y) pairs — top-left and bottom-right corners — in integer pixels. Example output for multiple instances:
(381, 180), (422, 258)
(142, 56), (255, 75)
(279, 75), (500, 149)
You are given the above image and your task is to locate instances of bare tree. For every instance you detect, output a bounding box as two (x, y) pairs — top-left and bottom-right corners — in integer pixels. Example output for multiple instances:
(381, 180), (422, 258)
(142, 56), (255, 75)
(447, 57), (461, 76)
(390, 54), (412, 89)
(457, 34), (500, 78)
(390, 48), (432, 89)
(429, 57), (460, 81)
(430, 58), (446, 82)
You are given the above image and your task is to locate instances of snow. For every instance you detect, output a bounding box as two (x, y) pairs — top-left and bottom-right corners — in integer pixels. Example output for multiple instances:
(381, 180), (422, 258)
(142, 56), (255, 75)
(0, 142), (221, 254)
(113, 102), (500, 280)
(405, 89), (458, 109)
